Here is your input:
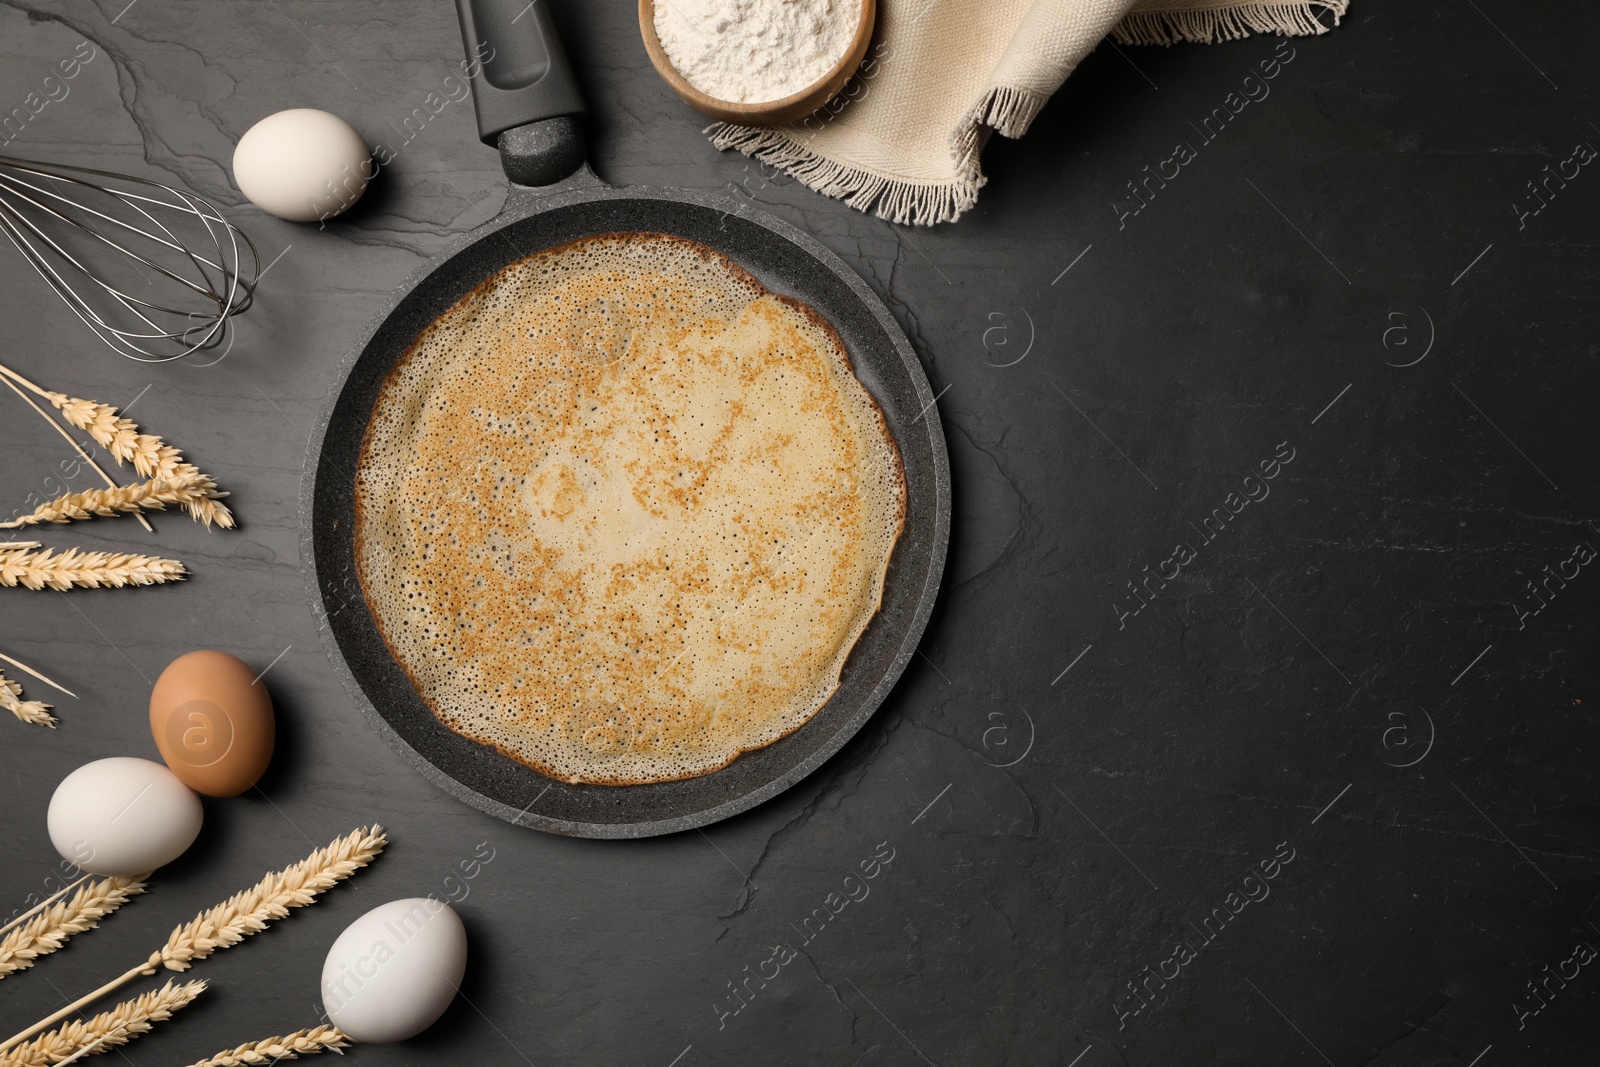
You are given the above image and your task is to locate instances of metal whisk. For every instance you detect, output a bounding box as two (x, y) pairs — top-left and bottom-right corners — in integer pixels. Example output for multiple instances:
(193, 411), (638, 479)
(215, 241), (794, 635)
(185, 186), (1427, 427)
(0, 154), (258, 364)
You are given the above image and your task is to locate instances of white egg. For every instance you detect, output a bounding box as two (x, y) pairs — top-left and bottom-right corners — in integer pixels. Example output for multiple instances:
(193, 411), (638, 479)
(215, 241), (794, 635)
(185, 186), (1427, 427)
(321, 897), (467, 1043)
(47, 757), (203, 876)
(232, 108), (370, 223)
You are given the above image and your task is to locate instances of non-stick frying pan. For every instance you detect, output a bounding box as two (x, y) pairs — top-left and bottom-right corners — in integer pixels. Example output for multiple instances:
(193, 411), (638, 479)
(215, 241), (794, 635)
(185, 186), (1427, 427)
(301, 0), (949, 838)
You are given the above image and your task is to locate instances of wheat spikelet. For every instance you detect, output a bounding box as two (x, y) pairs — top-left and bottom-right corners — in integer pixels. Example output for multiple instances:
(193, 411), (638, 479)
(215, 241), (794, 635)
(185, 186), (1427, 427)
(181, 1026), (352, 1067)
(0, 475), (222, 530)
(0, 979), (204, 1067)
(46, 395), (138, 461)
(0, 877), (148, 981)
(0, 828), (386, 1057)
(0, 373), (153, 534)
(149, 825), (387, 973)
(19, 389), (159, 482)
(48, 397), (233, 529)
(0, 544), (186, 590)
(0, 364), (235, 529)
(0, 667), (54, 727)
(52, 397), (233, 530)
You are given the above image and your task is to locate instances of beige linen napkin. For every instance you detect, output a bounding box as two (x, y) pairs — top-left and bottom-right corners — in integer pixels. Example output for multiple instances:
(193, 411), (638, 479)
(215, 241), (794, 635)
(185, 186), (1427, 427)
(707, 0), (1347, 224)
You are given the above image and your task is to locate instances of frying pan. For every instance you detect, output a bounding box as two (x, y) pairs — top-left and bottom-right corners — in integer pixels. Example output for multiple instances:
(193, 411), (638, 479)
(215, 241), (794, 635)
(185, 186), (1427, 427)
(301, 0), (949, 838)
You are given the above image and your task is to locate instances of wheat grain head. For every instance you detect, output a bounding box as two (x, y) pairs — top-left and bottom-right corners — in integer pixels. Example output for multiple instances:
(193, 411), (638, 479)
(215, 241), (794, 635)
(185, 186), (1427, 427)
(0, 978), (204, 1067)
(0, 828), (385, 1058)
(0, 877), (149, 981)
(0, 363), (236, 531)
(0, 545), (186, 590)
(0, 667), (54, 727)
(0, 475), (223, 530)
(180, 1025), (352, 1067)
(146, 826), (387, 974)
(46, 395), (234, 530)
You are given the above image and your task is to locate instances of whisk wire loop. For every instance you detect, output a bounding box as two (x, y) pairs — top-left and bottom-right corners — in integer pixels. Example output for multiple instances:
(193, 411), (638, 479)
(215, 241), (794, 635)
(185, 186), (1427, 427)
(0, 154), (258, 363)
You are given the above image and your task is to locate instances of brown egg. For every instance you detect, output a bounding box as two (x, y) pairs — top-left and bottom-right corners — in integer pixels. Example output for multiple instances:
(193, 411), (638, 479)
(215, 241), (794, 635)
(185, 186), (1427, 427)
(150, 650), (275, 797)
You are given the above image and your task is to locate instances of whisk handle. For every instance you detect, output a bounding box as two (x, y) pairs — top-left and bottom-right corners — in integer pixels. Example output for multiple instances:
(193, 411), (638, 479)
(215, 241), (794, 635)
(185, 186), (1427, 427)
(454, 0), (587, 146)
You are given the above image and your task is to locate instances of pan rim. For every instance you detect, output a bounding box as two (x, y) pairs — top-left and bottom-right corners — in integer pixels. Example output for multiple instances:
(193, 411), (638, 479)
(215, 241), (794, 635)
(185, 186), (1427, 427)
(298, 181), (949, 838)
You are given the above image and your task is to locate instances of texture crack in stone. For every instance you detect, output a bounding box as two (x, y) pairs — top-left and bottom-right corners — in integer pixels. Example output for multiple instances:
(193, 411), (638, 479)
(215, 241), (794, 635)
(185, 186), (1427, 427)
(715, 711), (901, 928)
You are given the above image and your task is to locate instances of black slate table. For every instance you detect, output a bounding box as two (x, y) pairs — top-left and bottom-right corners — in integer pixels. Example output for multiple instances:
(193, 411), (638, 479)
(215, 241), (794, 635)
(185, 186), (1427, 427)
(2, 3), (1596, 1064)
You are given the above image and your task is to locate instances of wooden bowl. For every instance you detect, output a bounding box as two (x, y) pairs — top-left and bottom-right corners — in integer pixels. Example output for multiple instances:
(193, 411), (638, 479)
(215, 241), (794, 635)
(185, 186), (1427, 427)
(639, 0), (877, 126)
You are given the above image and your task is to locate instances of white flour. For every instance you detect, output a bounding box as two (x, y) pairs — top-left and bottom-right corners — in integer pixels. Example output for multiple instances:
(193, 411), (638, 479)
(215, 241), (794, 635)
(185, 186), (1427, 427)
(654, 0), (861, 105)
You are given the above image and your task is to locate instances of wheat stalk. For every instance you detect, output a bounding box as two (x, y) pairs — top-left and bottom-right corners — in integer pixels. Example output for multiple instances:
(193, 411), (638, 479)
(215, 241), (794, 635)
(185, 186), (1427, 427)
(0, 827), (387, 1055)
(0, 543), (186, 590)
(181, 1026), (352, 1067)
(0, 651), (75, 698)
(49, 396), (231, 529)
(151, 825), (387, 972)
(0, 363), (235, 529)
(0, 979), (205, 1067)
(0, 876), (148, 981)
(0, 877), (90, 938)
(0, 374), (153, 535)
(0, 667), (54, 727)
(0, 475), (223, 530)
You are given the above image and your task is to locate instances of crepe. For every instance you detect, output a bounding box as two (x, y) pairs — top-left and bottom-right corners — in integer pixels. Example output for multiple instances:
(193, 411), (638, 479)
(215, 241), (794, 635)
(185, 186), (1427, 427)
(354, 233), (905, 785)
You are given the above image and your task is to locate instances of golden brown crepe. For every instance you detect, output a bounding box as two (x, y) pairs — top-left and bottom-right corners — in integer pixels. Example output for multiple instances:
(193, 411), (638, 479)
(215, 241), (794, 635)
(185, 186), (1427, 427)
(354, 233), (904, 784)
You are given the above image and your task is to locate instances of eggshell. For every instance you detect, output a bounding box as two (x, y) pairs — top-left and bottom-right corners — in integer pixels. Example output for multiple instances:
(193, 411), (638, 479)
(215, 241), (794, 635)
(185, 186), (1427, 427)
(150, 650), (275, 797)
(232, 108), (370, 222)
(48, 757), (203, 876)
(322, 898), (467, 1043)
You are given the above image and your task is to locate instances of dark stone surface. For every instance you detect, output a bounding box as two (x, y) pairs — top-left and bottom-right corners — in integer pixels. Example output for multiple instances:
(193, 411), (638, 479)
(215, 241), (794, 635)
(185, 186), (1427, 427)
(1, 2), (1596, 1065)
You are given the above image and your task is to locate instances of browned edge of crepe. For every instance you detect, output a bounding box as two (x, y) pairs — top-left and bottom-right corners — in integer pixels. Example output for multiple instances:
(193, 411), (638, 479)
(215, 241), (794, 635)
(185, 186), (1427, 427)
(352, 231), (908, 785)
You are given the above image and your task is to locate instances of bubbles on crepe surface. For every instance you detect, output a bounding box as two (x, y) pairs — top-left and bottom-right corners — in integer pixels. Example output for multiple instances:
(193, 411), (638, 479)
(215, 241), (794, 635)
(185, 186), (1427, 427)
(353, 233), (906, 785)
(47, 757), (203, 876)
(321, 897), (467, 1043)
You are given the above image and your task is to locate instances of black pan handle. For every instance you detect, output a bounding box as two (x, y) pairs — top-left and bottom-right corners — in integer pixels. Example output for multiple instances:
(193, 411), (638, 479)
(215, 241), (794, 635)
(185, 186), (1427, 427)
(454, 0), (588, 185)
(455, 0), (586, 140)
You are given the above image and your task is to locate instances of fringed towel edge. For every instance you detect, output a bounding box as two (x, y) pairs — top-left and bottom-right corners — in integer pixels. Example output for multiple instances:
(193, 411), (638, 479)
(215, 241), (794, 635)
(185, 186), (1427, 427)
(708, 0), (1348, 224)
(706, 121), (986, 227)
(943, 83), (1051, 214)
(966, 84), (1053, 139)
(1112, 0), (1348, 46)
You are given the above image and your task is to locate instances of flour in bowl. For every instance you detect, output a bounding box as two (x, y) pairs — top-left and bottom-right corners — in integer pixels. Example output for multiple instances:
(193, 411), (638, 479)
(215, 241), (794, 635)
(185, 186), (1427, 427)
(654, 0), (862, 104)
